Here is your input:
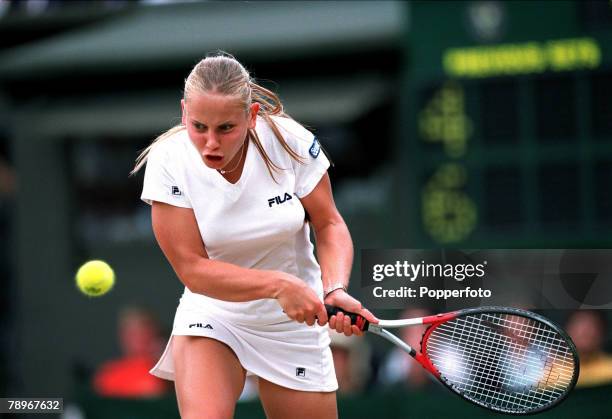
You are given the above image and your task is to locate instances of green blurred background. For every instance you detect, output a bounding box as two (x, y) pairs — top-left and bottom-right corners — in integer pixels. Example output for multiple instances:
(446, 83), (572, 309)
(0, 1), (611, 418)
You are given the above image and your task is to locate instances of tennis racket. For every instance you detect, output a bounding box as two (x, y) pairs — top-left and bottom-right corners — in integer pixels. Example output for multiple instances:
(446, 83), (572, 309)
(326, 305), (579, 415)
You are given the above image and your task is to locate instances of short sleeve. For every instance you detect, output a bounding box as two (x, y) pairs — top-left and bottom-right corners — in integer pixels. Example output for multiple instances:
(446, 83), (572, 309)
(273, 117), (330, 198)
(293, 136), (330, 197)
(140, 144), (191, 208)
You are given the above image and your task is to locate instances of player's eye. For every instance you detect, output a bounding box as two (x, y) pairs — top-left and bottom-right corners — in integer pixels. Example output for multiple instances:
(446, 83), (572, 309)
(193, 122), (206, 131)
(219, 124), (234, 132)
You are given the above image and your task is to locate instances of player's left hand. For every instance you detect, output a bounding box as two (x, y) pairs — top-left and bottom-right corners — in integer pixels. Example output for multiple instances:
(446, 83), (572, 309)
(324, 290), (378, 337)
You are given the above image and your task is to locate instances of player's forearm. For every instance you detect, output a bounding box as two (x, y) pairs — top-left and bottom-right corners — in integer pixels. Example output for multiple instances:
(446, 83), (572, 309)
(314, 220), (354, 291)
(176, 257), (282, 302)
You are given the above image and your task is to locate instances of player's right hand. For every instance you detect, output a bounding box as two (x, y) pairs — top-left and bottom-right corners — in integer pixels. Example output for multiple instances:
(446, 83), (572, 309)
(274, 272), (328, 327)
(324, 290), (378, 337)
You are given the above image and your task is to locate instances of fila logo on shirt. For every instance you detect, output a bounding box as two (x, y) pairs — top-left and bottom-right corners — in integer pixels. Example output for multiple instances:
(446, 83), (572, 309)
(171, 186), (182, 196)
(188, 323), (213, 329)
(296, 367), (306, 377)
(268, 193), (292, 207)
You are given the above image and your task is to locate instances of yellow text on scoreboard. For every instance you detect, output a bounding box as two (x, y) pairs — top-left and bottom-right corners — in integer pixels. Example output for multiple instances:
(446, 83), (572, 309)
(443, 38), (601, 78)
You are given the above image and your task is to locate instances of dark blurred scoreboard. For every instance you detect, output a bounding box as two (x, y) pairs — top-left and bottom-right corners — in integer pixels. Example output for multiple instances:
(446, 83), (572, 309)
(399, 0), (612, 247)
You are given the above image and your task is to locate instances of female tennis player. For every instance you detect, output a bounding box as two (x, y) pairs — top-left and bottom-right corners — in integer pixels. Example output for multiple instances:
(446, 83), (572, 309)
(133, 53), (377, 419)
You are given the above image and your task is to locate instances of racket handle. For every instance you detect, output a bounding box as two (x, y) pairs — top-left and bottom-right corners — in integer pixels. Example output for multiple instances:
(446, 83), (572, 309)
(325, 304), (370, 331)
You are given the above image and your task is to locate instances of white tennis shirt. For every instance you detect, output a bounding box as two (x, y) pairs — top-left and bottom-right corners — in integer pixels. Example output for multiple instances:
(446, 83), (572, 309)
(141, 115), (330, 326)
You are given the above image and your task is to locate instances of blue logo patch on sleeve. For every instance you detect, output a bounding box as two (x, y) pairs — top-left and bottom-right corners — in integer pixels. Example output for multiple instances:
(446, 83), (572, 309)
(309, 138), (321, 158)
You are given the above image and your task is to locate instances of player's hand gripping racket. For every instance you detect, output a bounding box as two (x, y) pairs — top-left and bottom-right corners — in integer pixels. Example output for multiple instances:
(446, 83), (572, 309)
(326, 305), (579, 415)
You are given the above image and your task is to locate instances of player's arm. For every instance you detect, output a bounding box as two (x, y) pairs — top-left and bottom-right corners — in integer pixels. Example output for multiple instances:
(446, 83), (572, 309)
(151, 201), (276, 300)
(151, 201), (326, 324)
(300, 174), (378, 335)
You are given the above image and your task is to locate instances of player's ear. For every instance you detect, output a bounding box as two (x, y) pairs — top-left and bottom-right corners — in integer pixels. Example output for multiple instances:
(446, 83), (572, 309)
(248, 102), (259, 129)
(181, 99), (186, 126)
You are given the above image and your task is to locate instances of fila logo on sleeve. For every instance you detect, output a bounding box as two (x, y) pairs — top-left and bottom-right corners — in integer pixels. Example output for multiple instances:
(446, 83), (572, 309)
(309, 138), (320, 158)
(172, 186), (182, 196)
(268, 193), (293, 207)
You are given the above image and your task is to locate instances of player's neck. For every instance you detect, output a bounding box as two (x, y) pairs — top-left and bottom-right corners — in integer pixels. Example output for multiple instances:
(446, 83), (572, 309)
(218, 141), (248, 184)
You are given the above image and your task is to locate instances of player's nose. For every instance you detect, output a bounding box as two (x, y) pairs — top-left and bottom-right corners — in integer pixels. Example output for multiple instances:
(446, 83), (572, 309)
(205, 133), (221, 150)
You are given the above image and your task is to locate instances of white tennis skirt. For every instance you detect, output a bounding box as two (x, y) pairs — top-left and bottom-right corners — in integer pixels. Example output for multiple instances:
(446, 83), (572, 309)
(150, 296), (338, 393)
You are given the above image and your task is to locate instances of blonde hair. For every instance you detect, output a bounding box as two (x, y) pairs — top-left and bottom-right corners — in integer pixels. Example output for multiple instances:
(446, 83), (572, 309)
(131, 53), (303, 178)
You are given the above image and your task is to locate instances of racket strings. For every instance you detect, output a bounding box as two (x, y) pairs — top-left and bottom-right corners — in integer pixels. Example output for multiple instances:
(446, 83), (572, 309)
(425, 313), (576, 413)
(445, 315), (574, 404)
(431, 315), (574, 409)
(428, 321), (569, 401)
(428, 323), (561, 410)
(431, 317), (574, 384)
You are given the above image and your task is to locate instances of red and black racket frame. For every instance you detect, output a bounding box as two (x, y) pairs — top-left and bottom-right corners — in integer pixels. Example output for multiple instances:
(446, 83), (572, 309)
(325, 305), (580, 415)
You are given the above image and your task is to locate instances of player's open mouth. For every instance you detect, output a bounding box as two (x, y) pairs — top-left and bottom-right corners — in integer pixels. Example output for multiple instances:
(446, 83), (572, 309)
(204, 155), (223, 163)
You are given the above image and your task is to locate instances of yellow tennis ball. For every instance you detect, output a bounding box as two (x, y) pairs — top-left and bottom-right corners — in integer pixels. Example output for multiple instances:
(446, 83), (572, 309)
(75, 260), (115, 297)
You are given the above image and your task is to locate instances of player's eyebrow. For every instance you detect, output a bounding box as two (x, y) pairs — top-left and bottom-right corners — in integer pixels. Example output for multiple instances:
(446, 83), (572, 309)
(190, 118), (234, 127)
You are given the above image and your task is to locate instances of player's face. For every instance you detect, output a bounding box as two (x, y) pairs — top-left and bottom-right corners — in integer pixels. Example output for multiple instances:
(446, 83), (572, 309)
(182, 92), (258, 170)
